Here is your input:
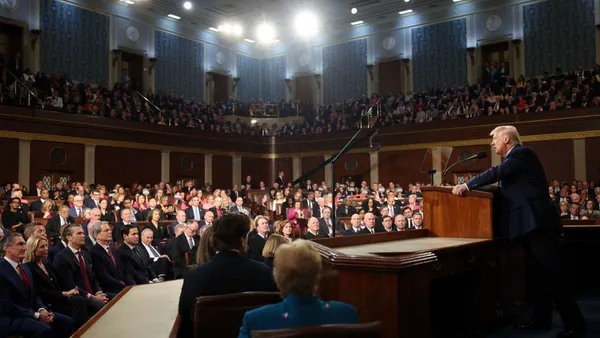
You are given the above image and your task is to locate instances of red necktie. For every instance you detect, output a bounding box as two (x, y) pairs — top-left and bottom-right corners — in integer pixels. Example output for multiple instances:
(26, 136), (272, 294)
(76, 251), (93, 294)
(17, 264), (30, 290)
(106, 247), (116, 266)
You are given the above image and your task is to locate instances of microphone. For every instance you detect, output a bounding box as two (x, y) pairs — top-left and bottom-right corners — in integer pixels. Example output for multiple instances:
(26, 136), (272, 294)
(443, 152), (487, 184)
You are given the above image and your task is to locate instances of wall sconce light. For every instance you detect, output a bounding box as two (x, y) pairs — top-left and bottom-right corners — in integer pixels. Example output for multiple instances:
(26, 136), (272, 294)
(511, 39), (522, 59)
(402, 58), (410, 76)
(232, 77), (240, 91)
(285, 79), (292, 93)
(366, 64), (374, 81)
(112, 49), (122, 68)
(30, 29), (41, 49)
(205, 71), (214, 87)
(314, 74), (321, 90)
(466, 47), (476, 66)
(148, 57), (157, 75)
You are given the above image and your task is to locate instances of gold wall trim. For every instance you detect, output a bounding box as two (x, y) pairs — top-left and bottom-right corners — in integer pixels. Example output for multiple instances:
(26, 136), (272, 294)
(1, 129), (599, 159)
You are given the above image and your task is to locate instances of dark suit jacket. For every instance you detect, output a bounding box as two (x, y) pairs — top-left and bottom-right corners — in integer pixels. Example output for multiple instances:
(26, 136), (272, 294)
(275, 176), (285, 187)
(177, 251), (278, 338)
(247, 233), (269, 262)
(466, 145), (560, 238)
(26, 261), (68, 311)
(112, 222), (138, 243)
(84, 198), (99, 210)
(343, 228), (362, 236)
(49, 240), (66, 263)
(167, 233), (199, 279)
(229, 190), (245, 201)
(359, 228), (377, 235)
(145, 221), (169, 247)
(229, 206), (248, 214)
(318, 218), (345, 236)
(0, 258), (46, 321)
(184, 206), (204, 222)
(69, 206), (88, 219)
(136, 242), (164, 267)
(30, 199), (44, 212)
(303, 231), (328, 240)
(336, 205), (357, 217)
(46, 214), (75, 242)
(208, 207), (226, 219)
(89, 243), (129, 293)
(116, 244), (156, 285)
(383, 203), (402, 217)
(52, 247), (102, 298)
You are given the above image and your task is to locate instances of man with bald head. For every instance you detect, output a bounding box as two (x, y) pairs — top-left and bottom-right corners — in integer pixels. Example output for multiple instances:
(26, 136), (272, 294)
(359, 213), (377, 234)
(343, 214), (362, 236)
(303, 217), (328, 239)
(452, 125), (585, 335)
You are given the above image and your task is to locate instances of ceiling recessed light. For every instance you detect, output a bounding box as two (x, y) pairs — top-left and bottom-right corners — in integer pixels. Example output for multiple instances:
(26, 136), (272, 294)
(351, 20), (364, 26)
(209, 27), (219, 32)
(183, 1), (192, 10)
(351, 7), (357, 14)
(399, 9), (413, 14)
(404, 0), (410, 2)
(168, 14), (180, 20)
(244, 38), (255, 43)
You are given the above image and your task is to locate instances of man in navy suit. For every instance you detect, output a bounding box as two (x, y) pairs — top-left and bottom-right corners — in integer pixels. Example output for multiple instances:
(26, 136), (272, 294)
(343, 214), (363, 236)
(452, 125), (585, 337)
(177, 213), (277, 338)
(69, 195), (87, 219)
(89, 221), (132, 293)
(0, 233), (75, 338)
(184, 196), (204, 222)
(30, 189), (50, 212)
(238, 240), (357, 337)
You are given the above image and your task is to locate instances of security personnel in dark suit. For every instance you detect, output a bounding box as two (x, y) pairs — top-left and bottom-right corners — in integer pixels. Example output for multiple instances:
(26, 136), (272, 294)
(177, 213), (277, 338)
(453, 126), (585, 337)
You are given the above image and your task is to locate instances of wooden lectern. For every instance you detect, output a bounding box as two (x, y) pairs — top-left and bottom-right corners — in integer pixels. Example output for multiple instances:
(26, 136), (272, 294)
(312, 187), (524, 338)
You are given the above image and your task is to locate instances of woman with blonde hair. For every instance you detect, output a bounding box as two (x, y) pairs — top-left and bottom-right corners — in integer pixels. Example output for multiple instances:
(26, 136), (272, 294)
(35, 199), (56, 218)
(238, 240), (357, 337)
(261, 233), (288, 272)
(209, 197), (226, 219)
(24, 235), (91, 328)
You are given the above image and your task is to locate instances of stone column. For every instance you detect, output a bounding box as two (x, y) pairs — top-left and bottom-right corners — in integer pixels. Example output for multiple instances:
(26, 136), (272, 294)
(18, 140), (31, 187)
(292, 156), (302, 182)
(232, 155), (242, 186)
(369, 151), (379, 185)
(204, 154), (213, 185)
(324, 154), (332, 189)
(160, 150), (170, 183)
(84, 145), (96, 183)
(573, 139), (587, 181)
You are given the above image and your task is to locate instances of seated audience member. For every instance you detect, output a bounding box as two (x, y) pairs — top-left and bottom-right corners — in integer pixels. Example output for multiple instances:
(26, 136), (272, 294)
(117, 225), (160, 285)
(247, 216), (270, 262)
(580, 199), (600, 220)
(359, 213), (378, 234)
(185, 196), (205, 222)
(98, 199), (115, 222)
(343, 214), (362, 236)
(361, 198), (381, 217)
(403, 207), (414, 227)
(199, 210), (215, 228)
(238, 240), (357, 337)
(261, 234), (288, 272)
(303, 217), (329, 239)
(563, 203), (580, 220)
(318, 207), (344, 236)
(143, 197), (163, 221)
(112, 208), (137, 243)
(0, 233), (76, 338)
(90, 221), (130, 293)
(138, 228), (172, 281)
(287, 200), (305, 224)
(177, 213), (277, 338)
(123, 196), (143, 222)
(230, 197), (248, 213)
(408, 212), (424, 230)
(195, 225), (216, 265)
(337, 197), (358, 217)
(2, 197), (30, 233)
(49, 224), (69, 263)
(168, 220), (200, 279)
(35, 199), (56, 219)
(558, 201), (570, 219)
(53, 224), (110, 310)
(25, 235), (93, 329)
(69, 195), (87, 219)
(383, 195), (401, 217)
(405, 194), (420, 211)
(30, 189), (50, 212)
(280, 221), (294, 243)
(84, 190), (101, 209)
(209, 197), (226, 219)
(381, 216), (395, 232)
(24, 221), (47, 240)
(146, 208), (169, 246)
(171, 210), (187, 234)
(81, 208), (101, 237)
(394, 215), (408, 231)
(46, 205), (75, 243)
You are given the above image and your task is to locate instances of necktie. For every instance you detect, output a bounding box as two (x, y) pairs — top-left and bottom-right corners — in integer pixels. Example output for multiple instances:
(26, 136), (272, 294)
(130, 209), (137, 222)
(370, 228), (374, 234)
(188, 237), (194, 250)
(17, 264), (30, 290)
(133, 246), (143, 262)
(389, 206), (394, 217)
(194, 207), (199, 220)
(78, 208), (82, 218)
(149, 245), (160, 258)
(106, 247), (116, 266)
(76, 251), (93, 294)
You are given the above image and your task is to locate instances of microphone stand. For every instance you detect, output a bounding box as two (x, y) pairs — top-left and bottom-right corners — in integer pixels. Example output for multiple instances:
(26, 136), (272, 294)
(442, 157), (476, 185)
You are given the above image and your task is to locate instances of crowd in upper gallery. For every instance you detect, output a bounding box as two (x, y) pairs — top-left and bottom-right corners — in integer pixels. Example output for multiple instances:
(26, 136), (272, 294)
(2, 52), (600, 136)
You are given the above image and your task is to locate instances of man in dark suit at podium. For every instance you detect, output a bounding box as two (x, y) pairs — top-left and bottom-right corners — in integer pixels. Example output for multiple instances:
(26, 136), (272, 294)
(452, 125), (585, 337)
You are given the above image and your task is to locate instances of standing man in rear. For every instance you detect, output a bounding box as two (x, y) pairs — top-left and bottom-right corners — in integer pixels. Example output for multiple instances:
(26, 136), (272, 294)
(452, 125), (585, 338)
